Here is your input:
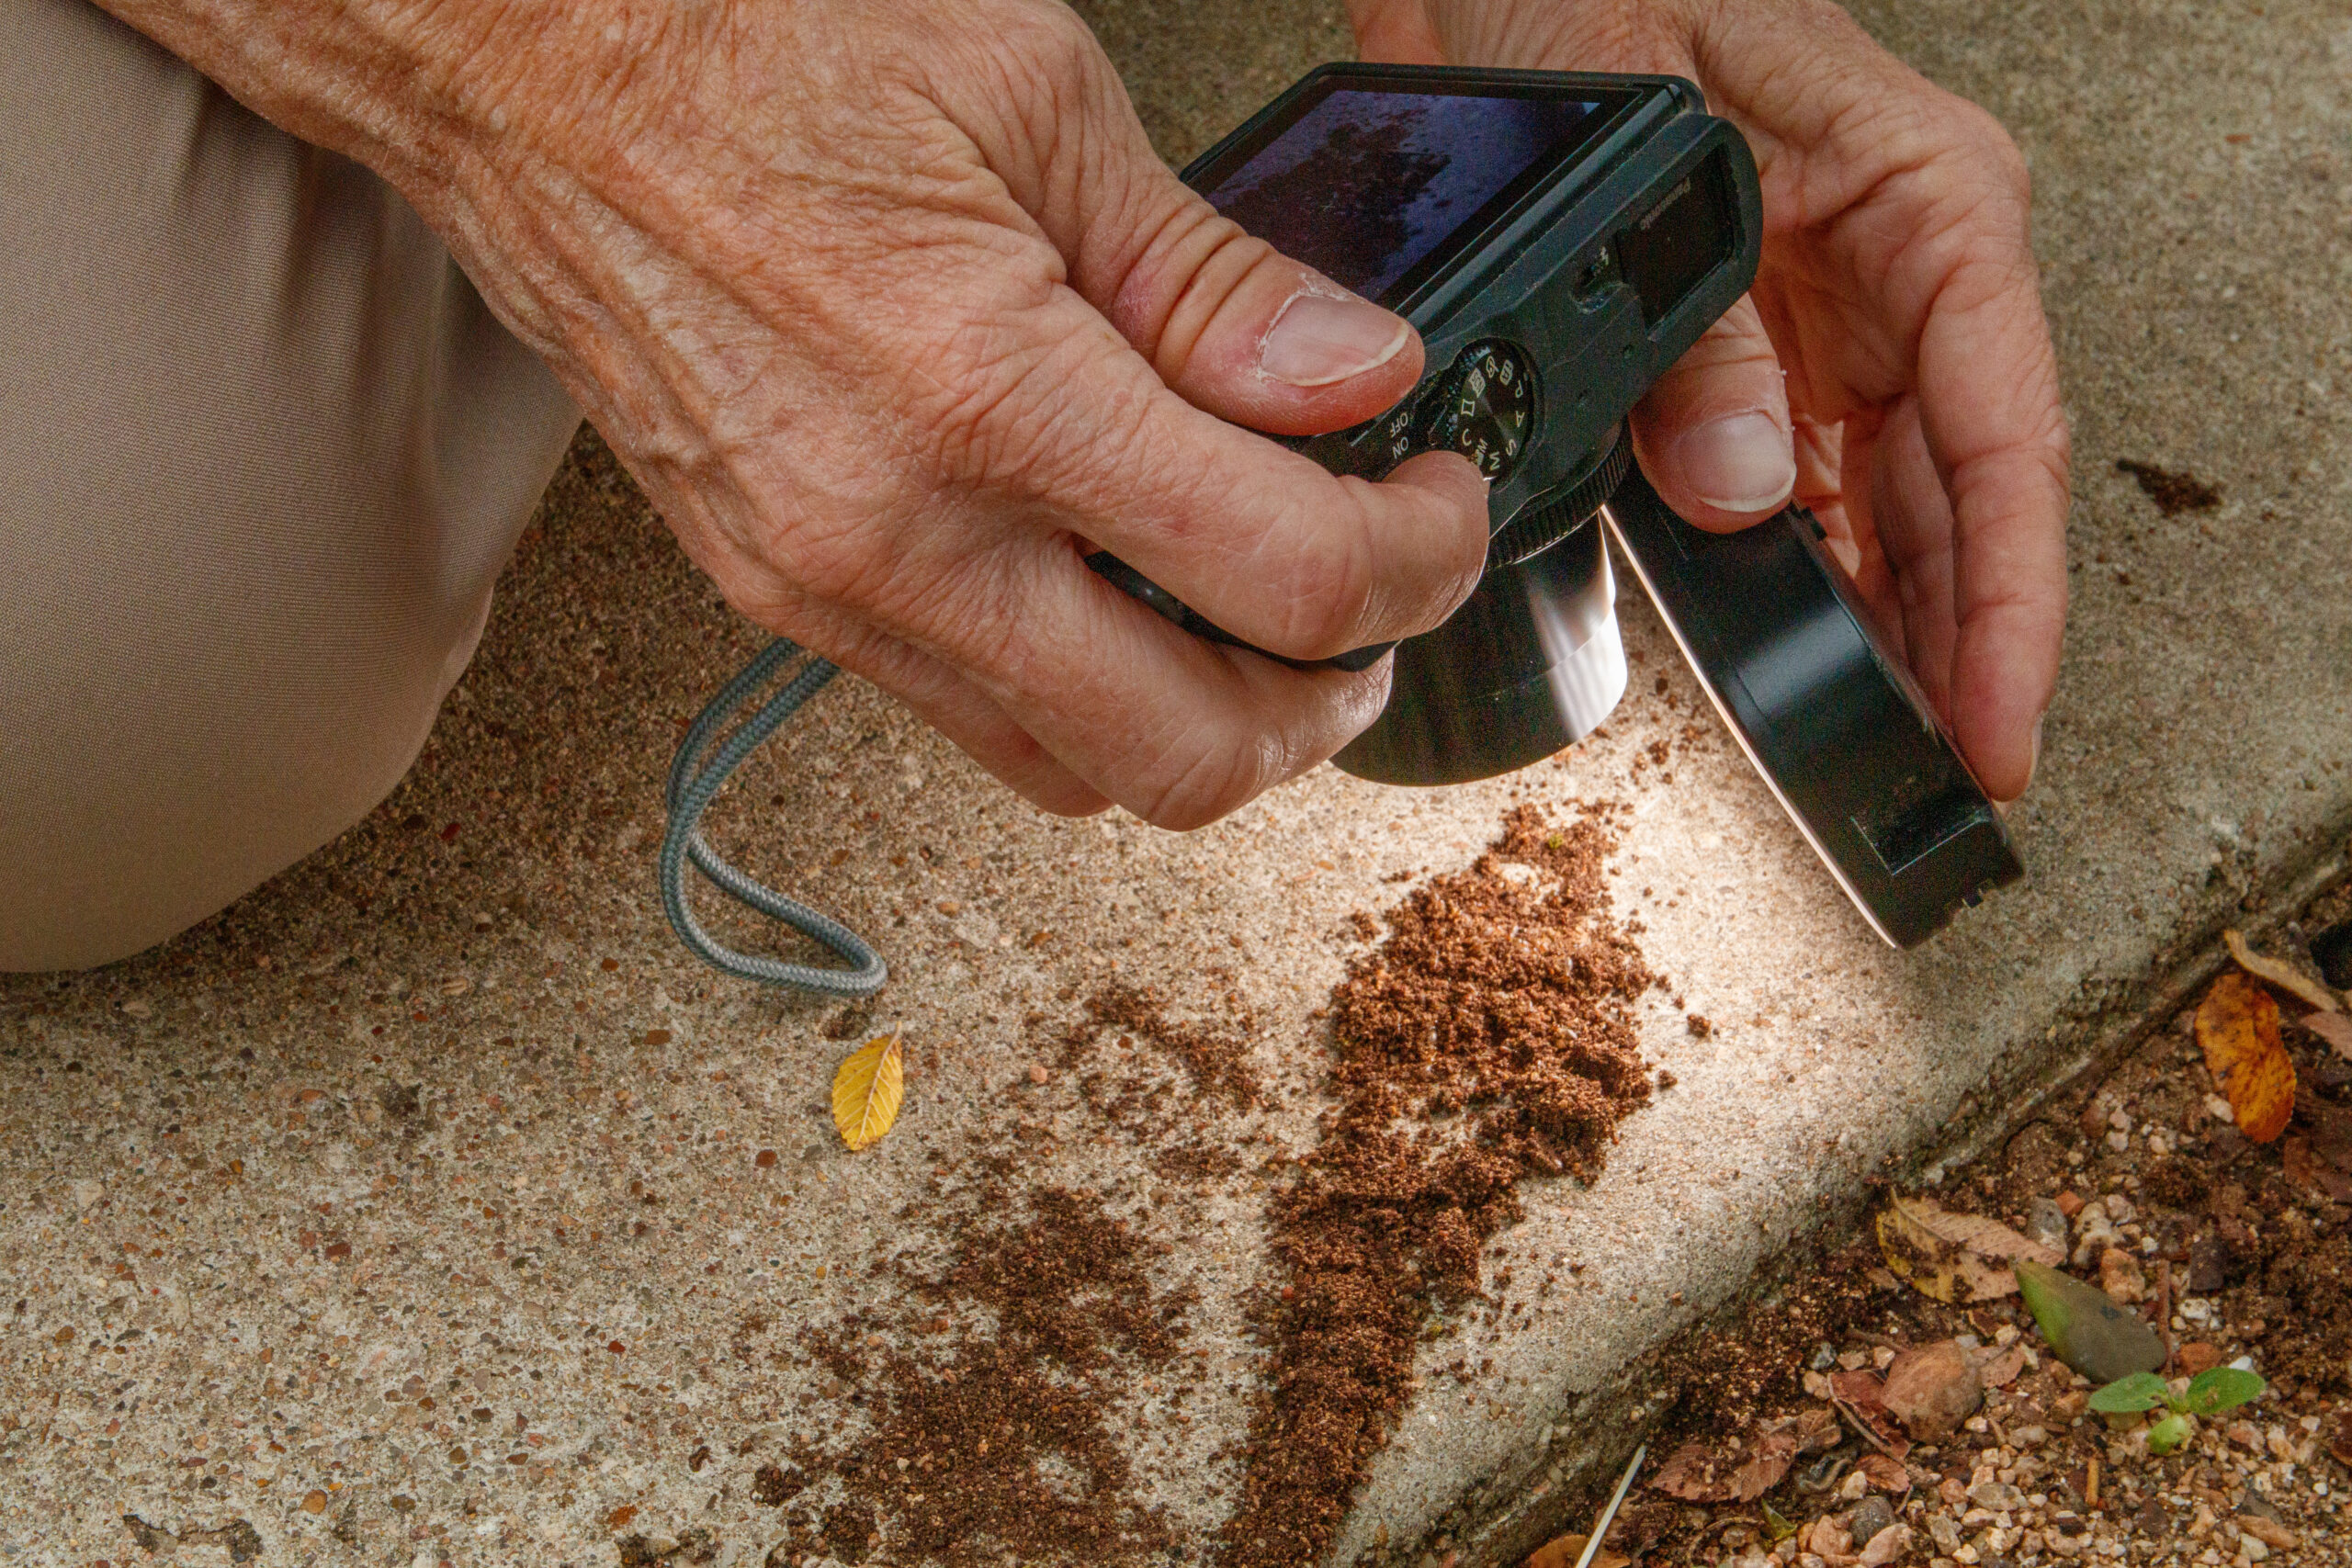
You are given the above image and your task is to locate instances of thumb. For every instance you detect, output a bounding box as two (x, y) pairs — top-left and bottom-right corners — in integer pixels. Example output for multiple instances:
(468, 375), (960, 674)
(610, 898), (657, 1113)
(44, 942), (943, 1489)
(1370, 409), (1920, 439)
(965, 21), (1429, 436)
(1628, 294), (1797, 530)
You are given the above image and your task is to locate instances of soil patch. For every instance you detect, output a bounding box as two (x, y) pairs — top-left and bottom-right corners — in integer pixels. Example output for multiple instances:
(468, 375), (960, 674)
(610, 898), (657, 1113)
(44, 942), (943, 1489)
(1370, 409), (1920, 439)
(1606, 886), (2352, 1567)
(772, 1183), (1190, 1566)
(1218, 804), (1660, 1567)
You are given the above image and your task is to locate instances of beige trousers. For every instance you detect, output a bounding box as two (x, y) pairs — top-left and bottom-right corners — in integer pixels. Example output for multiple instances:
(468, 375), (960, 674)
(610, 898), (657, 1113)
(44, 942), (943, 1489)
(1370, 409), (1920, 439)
(0, 1), (583, 970)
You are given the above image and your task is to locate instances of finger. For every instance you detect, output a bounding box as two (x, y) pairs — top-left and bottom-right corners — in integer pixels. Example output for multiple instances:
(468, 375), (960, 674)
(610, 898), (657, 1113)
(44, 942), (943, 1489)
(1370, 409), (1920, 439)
(959, 535), (1403, 829)
(1345, 0), (1449, 63)
(722, 588), (1113, 819)
(729, 498), (1400, 829)
(1867, 397), (1961, 715)
(888, 272), (1490, 659)
(953, 13), (1429, 438)
(1628, 294), (1796, 530)
(1914, 240), (2071, 803)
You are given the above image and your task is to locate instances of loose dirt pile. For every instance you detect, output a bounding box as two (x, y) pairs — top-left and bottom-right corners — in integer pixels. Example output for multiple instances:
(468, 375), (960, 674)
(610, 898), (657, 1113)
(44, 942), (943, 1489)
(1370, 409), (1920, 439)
(1220, 804), (1662, 1567)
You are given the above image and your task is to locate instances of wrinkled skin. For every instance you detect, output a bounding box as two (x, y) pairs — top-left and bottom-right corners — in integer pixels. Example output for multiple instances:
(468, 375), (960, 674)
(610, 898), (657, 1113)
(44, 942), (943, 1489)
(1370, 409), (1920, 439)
(101, 0), (1492, 829)
(102, 0), (2064, 828)
(1356, 0), (2071, 800)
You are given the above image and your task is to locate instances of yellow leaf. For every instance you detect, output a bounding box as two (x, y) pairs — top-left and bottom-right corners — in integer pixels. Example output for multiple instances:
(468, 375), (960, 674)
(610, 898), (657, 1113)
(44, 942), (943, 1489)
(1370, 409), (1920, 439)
(2197, 972), (2294, 1144)
(831, 1032), (905, 1152)
(2225, 929), (2343, 1013)
(1875, 1196), (2061, 1303)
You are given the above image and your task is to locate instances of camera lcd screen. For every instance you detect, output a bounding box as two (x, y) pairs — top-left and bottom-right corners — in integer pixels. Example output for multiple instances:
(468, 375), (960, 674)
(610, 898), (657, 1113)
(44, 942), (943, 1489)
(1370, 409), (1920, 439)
(1189, 77), (1628, 307)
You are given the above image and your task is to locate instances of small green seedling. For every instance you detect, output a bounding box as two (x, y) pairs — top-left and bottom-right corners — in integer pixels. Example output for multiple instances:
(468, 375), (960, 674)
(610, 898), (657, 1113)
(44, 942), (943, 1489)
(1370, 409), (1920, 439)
(2086, 1367), (2267, 1456)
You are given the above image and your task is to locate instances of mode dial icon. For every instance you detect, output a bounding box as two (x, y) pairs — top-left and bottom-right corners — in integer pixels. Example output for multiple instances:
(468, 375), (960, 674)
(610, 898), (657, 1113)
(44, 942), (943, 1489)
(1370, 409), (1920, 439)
(1417, 340), (1537, 482)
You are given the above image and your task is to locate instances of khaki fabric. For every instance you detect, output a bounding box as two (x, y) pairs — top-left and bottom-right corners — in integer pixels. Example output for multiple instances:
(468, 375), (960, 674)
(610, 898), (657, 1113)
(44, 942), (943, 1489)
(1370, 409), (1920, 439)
(0, 0), (582, 970)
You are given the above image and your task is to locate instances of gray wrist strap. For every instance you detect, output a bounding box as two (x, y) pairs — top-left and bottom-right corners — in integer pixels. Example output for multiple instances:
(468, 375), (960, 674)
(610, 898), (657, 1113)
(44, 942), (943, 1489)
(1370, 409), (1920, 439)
(658, 638), (888, 996)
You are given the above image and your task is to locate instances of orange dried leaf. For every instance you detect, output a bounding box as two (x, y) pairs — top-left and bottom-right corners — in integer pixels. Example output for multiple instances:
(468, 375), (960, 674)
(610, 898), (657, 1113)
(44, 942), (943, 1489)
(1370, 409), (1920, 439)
(2225, 929), (2342, 1014)
(831, 1031), (906, 1152)
(2197, 973), (2294, 1143)
(1527, 1534), (1629, 1568)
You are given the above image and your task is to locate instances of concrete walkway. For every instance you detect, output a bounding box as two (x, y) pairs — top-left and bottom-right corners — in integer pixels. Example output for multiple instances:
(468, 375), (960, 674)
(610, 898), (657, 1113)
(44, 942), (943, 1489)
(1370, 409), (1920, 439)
(4, 2), (2349, 1564)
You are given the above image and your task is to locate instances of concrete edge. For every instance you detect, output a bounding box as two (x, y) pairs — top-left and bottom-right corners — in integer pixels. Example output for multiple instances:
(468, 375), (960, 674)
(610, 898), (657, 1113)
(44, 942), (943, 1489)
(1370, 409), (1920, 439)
(1383, 822), (2352, 1568)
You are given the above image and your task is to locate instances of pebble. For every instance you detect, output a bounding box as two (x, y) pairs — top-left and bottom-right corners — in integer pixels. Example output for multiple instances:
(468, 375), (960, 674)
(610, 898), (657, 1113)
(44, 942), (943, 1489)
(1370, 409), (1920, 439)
(1849, 1495), (1897, 1548)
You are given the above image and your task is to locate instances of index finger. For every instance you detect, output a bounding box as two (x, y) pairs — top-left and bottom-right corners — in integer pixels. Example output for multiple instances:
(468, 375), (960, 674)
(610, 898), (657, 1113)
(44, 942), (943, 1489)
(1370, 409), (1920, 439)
(920, 285), (1493, 662)
(1910, 182), (2071, 802)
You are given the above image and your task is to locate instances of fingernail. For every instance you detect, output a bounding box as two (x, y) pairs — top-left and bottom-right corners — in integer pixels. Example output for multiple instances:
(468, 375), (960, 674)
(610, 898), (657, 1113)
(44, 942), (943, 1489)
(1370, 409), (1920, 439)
(1674, 410), (1796, 513)
(1261, 292), (1410, 388)
(2028, 712), (2045, 784)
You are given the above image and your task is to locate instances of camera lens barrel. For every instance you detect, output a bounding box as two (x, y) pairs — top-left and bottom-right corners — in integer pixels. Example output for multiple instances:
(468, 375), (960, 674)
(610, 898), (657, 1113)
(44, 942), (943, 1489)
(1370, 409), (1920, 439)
(1333, 502), (1625, 786)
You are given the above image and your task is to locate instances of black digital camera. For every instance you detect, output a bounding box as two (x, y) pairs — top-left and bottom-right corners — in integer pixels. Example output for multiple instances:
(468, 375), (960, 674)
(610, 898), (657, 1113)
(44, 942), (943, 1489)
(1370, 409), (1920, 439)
(1092, 63), (2021, 947)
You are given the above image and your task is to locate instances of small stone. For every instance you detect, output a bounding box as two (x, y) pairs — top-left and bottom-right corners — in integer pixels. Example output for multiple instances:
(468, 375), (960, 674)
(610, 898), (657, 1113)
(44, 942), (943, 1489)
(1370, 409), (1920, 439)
(1850, 1495), (1898, 1548)
(2099, 1248), (2147, 1305)
(301, 1490), (328, 1514)
(2054, 1190), (2086, 1218)
(1027, 1065), (1049, 1085)
(1970, 1482), (2027, 1513)
(2238, 1517), (2298, 1551)
(1883, 1340), (1984, 1442)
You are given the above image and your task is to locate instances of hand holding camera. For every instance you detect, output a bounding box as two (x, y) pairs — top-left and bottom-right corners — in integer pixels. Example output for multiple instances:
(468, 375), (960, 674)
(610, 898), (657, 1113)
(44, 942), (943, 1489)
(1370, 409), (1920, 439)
(1351, 0), (2071, 805)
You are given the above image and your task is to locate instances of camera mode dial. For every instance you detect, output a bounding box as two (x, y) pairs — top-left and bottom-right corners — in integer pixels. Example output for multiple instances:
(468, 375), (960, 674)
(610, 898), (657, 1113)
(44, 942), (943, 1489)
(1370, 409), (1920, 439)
(1413, 340), (1537, 482)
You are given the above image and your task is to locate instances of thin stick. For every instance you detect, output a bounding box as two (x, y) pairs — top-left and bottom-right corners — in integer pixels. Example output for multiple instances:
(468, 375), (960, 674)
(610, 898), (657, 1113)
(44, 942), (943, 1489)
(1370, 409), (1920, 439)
(1575, 1444), (1648, 1568)
(2156, 1258), (2176, 1378)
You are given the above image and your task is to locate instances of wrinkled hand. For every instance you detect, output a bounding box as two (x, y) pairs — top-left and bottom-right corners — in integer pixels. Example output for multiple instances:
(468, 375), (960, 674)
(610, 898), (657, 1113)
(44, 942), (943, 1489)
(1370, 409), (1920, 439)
(1354, 0), (2070, 800)
(107, 0), (1491, 828)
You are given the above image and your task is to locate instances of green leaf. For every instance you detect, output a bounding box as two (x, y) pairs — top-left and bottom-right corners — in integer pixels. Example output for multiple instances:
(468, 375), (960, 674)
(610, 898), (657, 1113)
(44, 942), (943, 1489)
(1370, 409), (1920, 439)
(1761, 1503), (1797, 1543)
(2014, 1258), (2166, 1383)
(2087, 1372), (2173, 1414)
(2147, 1412), (2196, 1456)
(2182, 1367), (2266, 1416)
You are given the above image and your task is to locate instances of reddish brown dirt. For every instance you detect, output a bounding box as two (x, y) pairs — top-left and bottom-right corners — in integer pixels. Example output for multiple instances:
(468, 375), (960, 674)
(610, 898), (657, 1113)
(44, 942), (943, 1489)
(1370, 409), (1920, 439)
(1217, 805), (1659, 1567)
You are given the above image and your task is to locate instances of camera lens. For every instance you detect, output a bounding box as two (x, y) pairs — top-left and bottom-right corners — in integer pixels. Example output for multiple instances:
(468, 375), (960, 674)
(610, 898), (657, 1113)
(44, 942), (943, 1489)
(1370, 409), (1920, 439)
(1333, 509), (1623, 785)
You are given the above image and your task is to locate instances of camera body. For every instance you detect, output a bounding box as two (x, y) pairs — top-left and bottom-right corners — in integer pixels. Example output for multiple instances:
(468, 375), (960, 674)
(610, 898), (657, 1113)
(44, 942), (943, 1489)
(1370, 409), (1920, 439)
(1092, 63), (2022, 947)
(1100, 63), (1759, 780)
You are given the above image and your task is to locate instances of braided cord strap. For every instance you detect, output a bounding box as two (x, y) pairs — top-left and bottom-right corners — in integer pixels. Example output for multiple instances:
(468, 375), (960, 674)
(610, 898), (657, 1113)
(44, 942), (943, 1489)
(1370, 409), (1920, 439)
(658, 639), (888, 995)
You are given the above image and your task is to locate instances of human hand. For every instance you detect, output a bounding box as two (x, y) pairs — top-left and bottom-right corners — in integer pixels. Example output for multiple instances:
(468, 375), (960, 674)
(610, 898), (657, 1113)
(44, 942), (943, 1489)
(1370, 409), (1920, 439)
(104, 0), (1491, 828)
(1351, 0), (2069, 800)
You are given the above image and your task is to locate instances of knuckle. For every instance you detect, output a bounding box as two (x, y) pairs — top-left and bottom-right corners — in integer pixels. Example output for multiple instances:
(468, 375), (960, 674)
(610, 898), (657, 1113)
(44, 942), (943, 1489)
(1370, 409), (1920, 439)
(1136, 733), (1283, 830)
(1261, 524), (1379, 657)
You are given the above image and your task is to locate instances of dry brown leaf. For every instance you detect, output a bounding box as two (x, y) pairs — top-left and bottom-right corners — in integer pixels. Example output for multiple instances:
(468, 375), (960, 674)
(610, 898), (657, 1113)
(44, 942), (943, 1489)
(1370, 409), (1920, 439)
(1525, 1533), (1629, 1568)
(831, 1031), (906, 1152)
(1826, 1371), (1911, 1460)
(2283, 1136), (2352, 1202)
(1855, 1453), (1913, 1496)
(2302, 1010), (2352, 1060)
(1649, 1439), (1726, 1501)
(1648, 1422), (1794, 1504)
(1792, 1404), (1841, 1454)
(2197, 973), (2295, 1144)
(1729, 1426), (1799, 1502)
(1970, 1343), (2030, 1389)
(2226, 929), (2343, 1013)
(1874, 1197), (2061, 1303)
